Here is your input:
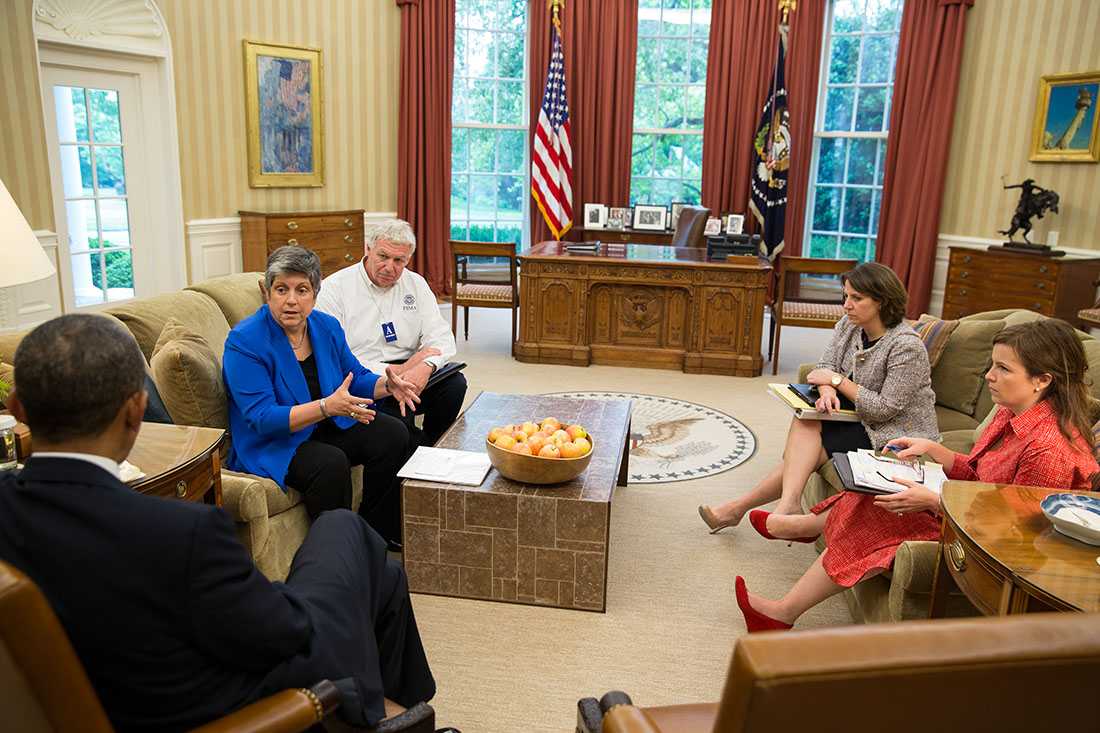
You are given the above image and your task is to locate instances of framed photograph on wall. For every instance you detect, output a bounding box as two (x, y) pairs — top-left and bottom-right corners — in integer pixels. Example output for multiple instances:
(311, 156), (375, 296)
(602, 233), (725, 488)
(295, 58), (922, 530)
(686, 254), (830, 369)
(1029, 69), (1100, 163)
(726, 213), (745, 234)
(670, 202), (689, 230)
(633, 204), (667, 231)
(584, 203), (608, 229)
(703, 217), (722, 236)
(244, 40), (324, 187)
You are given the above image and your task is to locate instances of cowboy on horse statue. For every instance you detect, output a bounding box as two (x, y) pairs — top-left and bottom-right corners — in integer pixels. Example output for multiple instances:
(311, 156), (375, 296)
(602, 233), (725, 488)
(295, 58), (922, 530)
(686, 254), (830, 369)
(1000, 178), (1059, 245)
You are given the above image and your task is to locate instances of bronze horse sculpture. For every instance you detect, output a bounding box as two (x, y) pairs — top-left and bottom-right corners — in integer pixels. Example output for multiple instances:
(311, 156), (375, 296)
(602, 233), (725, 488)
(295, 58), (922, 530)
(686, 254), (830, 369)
(999, 178), (1059, 244)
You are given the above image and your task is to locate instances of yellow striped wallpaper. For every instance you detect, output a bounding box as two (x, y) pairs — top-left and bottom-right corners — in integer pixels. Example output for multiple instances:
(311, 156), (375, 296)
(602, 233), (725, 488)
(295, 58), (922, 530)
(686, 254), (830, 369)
(941, 0), (1100, 249)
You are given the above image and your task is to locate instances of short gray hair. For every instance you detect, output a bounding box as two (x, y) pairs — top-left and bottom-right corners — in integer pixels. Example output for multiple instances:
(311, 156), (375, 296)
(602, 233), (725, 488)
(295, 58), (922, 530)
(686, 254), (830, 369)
(366, 219), (417, 255)
(265, 245), (323, 294)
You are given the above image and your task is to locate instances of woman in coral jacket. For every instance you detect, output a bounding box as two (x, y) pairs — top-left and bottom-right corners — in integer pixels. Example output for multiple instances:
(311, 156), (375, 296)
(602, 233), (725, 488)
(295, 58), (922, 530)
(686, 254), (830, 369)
(736, 318), (1099, 632)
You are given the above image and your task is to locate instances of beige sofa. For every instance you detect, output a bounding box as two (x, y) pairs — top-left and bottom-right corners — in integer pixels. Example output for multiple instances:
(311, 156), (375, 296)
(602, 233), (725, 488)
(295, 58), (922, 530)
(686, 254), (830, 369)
(0, 273), (359, 581)
(799, 309), (1100, 624)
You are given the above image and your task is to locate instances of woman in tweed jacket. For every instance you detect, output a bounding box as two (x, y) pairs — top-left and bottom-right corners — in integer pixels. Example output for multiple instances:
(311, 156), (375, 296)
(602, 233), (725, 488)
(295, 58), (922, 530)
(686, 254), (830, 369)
(698, 262), (939, 532)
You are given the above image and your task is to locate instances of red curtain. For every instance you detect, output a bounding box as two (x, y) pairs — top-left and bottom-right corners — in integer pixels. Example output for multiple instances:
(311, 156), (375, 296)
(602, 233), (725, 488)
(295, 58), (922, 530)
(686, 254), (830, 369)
(527, 1), (638, 246)
(396, 0), (455, 295)
(702, 0), (825, 257)
(875, 0), (974, 317)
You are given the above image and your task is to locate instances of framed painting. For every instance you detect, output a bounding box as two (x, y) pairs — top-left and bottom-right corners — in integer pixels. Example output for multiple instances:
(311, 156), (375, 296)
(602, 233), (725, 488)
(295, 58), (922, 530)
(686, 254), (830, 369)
(1029, 70), (1100, 163)
(244, 40), (324, 186)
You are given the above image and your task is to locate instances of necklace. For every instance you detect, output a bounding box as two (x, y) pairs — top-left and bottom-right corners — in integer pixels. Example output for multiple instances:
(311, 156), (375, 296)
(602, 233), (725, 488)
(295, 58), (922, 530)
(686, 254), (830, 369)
(290, 322), (308, 349)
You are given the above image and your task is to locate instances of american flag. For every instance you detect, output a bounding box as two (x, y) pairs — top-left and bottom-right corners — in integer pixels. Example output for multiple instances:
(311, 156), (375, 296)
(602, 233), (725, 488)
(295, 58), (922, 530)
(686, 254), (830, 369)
(531, 18), (573, 240)
(276, 59), (309, 113)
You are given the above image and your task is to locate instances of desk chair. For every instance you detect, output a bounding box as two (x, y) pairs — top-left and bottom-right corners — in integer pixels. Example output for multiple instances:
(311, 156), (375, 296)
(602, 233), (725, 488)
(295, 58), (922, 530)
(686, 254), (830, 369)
(450, 240), (519, 355)
(769, 255), (857, 374)
(670, 206), (711, 247)
(577, 612), (1100, 733)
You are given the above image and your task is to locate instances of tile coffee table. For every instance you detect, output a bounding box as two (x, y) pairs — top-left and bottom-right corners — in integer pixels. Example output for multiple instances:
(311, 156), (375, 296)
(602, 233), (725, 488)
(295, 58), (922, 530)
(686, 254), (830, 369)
(401, 392), (631, 612)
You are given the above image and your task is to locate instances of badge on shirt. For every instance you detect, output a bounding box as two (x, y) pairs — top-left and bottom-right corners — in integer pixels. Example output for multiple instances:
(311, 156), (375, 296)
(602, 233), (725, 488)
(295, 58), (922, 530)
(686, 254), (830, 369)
(382, 322), (397, 343)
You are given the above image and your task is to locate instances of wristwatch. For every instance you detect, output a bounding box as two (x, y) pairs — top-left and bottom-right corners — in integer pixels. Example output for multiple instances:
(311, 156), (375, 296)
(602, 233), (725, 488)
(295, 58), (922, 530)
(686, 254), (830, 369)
(830, 374), (844, 388)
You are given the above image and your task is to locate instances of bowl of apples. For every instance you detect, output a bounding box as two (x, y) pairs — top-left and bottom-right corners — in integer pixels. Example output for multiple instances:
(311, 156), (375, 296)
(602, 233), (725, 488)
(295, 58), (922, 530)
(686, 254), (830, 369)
(484, 417), (594, 484)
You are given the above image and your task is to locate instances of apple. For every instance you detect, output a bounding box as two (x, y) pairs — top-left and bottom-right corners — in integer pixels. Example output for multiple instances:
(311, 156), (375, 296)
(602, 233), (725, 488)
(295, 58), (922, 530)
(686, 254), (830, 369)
(551, 429), (570, 443)
(527, 435), (549, 455)
(573, 437), (591, 455)
(494, 435), (518, 449)
(510, 430), (529, 443)
(488, 427), (506, 443)
(510, 442), (533, 455)
(540, 417), (561, 433)
(565, 424), (587, 441)
(538, 444), (561, 458)
(519, 421), (539, 436)
(503, 424), (519, 433)
(560, 441), (584, 459)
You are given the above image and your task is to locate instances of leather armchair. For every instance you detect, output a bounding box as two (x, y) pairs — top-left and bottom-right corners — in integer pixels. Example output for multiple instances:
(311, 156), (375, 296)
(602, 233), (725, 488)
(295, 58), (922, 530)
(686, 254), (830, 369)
(670, 206), (711, 248)
(577, 612), (1100, 732)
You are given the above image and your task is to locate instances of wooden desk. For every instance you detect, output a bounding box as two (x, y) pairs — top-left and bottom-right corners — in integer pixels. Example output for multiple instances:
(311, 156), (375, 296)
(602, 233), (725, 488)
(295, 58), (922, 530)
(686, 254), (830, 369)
(128, 423), (225, 505)
(578, 225), (674, 245)
(928, 481), (1100, 616)
(516, 242), (770, 377)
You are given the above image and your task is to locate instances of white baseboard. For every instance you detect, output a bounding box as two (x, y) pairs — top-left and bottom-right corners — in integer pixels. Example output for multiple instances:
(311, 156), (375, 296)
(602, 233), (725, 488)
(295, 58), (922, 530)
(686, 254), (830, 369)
(0, 232), (62, 335)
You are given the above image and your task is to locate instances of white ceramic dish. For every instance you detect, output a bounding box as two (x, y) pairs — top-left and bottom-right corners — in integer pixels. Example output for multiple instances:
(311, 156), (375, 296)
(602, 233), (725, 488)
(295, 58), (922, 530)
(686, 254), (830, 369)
(1040, 493), (1100, 546)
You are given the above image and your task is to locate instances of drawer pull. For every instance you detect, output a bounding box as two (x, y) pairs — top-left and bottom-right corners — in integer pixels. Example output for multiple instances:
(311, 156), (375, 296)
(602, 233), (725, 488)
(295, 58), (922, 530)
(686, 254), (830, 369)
(344, 218), (354, 227)
(959, 289), (967, 296)
(344, 234), (353, 243)
(947, 540), (966, 572)
(1039, 265), (1048, 273)
(175, 480), (187, 499)
(287, 221), (298, 230)
(955, 311), (963, 318)
(962, 255), (971, 263)
(1034, 302), (1042, 310)
(288, 238), (299, 246)
(344, 253), (354, 261)
(960, 270), (969, 279)
(1036, 282), (1045, 290)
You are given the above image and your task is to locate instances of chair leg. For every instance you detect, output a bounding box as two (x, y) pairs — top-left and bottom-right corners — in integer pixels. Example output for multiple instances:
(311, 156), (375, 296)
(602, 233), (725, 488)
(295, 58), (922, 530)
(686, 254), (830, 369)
(771, 322), (782, 376)
(463, 306), (470, 341)
(510, 305), (517, 357)
(767, 310), (776, 360)
(451, 298), (458, 340)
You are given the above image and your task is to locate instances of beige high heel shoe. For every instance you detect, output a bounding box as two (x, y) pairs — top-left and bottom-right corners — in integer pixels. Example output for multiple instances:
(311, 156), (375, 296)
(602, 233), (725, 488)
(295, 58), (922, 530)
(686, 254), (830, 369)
(698, 505), (738, 534)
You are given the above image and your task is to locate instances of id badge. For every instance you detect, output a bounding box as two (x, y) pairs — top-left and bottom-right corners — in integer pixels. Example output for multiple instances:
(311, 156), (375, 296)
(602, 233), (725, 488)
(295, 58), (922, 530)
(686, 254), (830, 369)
(381, 322), (398, 343)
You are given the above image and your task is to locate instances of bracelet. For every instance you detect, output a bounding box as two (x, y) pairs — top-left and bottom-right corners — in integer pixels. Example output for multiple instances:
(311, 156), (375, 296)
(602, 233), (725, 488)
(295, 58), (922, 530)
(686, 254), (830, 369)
(319, 397), (330, 418)
(384, 378), (391, 394)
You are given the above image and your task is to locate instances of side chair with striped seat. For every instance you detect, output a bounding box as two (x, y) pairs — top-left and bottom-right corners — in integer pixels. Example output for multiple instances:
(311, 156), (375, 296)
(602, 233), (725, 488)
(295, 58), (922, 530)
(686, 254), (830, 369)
(1078, 289), (1100, 331)
(449, 240), (520, 356)
(769, 255), (858, 375)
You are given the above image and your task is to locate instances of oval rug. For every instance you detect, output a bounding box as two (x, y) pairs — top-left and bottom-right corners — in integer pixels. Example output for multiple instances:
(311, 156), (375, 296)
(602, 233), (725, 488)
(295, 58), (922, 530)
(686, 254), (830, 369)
(544, 392), (756, 484)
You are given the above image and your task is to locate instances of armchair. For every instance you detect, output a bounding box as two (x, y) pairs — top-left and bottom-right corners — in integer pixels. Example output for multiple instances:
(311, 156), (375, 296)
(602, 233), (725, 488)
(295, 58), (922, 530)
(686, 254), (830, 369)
(768, 255), (857, 374)
(670, 206), (711, 248)
(449, 240), (519, 355)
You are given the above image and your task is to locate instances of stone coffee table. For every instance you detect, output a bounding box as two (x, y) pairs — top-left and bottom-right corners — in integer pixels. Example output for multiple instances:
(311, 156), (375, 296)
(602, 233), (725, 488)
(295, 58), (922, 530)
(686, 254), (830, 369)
(401, 392), (631, 612)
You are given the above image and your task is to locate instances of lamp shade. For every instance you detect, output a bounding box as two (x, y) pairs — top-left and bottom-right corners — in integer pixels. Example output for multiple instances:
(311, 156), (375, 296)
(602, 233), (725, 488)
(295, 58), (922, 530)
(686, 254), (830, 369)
(0, 178), (56, 289)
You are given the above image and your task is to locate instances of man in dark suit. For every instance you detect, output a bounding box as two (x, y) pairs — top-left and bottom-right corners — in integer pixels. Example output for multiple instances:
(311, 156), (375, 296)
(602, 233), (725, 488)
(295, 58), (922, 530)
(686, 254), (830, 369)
(0, 315), (434, 731)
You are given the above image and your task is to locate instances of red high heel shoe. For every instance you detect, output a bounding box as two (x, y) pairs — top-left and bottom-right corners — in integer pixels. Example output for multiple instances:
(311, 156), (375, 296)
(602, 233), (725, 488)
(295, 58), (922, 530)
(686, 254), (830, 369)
(748, 510), (818, 544)
(735, 576), (793, 633)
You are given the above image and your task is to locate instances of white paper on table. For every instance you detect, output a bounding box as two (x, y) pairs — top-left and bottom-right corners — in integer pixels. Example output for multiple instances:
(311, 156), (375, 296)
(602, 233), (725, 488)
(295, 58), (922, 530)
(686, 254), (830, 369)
(397, 447), (492, 486)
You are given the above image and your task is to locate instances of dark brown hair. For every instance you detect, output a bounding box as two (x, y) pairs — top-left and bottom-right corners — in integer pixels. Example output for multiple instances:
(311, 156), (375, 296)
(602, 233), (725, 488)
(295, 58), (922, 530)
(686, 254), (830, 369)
(994, 319), (1096, 458)
(841, 262), (908, 328)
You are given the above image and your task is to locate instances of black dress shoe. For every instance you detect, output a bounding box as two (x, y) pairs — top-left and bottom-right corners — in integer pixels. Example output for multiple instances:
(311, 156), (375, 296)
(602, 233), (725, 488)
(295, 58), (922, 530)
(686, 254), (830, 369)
(386, 539), (403, 554)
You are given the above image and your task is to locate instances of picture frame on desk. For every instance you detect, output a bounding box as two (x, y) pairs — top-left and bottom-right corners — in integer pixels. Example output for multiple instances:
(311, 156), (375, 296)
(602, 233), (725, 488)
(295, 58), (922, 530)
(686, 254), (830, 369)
(583, 203), (608, 229)
(703, 217), (722, 236)
(608, 206), (630, 230)
(633, 204), (668, 231)
(726, 213), (745, 234)
(670, 201), (688, 230)
(1029, 70), (1100, 163)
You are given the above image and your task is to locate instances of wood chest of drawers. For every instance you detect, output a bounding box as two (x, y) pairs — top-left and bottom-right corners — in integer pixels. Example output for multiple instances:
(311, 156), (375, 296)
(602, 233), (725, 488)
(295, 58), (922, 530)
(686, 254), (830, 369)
(240, 210), (365, 277)
(941, 247), (1100, 326)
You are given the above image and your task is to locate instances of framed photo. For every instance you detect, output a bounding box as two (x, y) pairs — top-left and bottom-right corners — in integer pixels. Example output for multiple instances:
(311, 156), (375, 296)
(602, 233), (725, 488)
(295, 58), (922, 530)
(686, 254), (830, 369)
(633, 204), (668, 231)
(583, 203), (608, 229)
(670, 201), (689, 230)
(607, 206), (629, 230)
(726, 213), (745, 234)
(244, 40), (324, 187)
(1029, 70), (1100, 163)
(606, 215), (624, 230)
(703, 217), (722, 236)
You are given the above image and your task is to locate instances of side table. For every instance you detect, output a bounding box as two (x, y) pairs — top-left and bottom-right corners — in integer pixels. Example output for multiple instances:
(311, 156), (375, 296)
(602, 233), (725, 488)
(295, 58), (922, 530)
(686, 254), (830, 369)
(127, 423), (225, 505)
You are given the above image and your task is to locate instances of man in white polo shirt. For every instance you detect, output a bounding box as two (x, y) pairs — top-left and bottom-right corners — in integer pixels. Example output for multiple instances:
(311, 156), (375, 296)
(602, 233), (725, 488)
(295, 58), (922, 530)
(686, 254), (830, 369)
(316, 219), (466, 447)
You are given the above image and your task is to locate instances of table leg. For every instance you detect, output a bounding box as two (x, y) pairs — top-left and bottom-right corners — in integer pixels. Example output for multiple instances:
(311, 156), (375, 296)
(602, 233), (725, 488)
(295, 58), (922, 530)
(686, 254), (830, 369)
(927, 517), (955, 618)
(617, 419), (631, 487)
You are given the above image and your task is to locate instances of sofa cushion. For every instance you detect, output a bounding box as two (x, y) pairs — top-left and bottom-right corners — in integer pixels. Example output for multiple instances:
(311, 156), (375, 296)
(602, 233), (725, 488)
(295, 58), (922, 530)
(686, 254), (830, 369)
(186, 272), (266, 328)
(934, 404), (980, 434)
(909, 317), (960, 369)
(107, 290), (230, 363)
(921, 315), (1004, 417)
(149, 318), (229, 429)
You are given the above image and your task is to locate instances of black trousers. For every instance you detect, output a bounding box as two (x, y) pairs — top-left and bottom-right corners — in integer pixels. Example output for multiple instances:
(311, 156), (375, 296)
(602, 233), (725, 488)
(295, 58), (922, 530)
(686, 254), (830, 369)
(285, 511), (434, 727)
(377, 370), (467, 449)
(285, 414), (408, 542)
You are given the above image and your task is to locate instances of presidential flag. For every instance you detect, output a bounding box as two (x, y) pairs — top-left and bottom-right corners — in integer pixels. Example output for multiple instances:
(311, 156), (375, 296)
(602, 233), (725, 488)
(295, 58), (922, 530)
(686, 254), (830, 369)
(749, 29), (790, 262)
(531, 16), (573, 240)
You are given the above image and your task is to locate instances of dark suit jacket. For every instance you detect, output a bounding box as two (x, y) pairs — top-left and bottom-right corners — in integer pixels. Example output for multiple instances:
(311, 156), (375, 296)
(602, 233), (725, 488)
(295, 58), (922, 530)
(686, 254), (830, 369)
(222, 305), (381, 488)
(0, 457), (379, 731)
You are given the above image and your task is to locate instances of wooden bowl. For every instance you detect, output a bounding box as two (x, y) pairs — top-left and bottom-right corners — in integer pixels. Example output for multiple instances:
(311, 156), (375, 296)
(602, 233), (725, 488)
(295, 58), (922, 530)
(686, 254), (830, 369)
(484, 436), (595, 484)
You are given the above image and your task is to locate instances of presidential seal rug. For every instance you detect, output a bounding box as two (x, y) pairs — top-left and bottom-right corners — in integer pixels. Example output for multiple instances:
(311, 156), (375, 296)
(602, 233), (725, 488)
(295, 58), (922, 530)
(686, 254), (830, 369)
(544, 392), (757, 484)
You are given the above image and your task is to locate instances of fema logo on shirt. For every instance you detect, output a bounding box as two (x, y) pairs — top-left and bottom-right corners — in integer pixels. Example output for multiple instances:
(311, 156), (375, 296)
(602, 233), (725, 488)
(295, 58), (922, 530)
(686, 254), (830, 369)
(403, 294), (416, 311)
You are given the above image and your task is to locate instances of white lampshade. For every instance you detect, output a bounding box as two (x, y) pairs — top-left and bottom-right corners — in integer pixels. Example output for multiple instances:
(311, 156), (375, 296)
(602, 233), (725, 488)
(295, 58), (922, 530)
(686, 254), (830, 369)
(0, 178), (56, 289)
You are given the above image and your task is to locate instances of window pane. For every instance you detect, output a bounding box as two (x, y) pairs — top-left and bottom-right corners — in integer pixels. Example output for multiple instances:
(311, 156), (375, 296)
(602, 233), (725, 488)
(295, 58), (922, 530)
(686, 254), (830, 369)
(683, 134), (703, 177)
(95, 146), (125, 195)
(498, 32), (524, 79)
(657, 87), (686, 129)
(452, 128), (469, 172)
(89, 89), (121, 143)
(451, 174), (469, 219)
(842, 188), (872, 234)
(655, 134), (684, 177)
(454, 30), (469, 76)
(500, 0), (525, 32)
(812, 186), (841, 231)
(870, 190), (882, 235)
(54, 86), (89, 143)
(498, 129), (525, 174)
(451, 222), (469, 240)
(663, 8), (690, 36)
(452, 79), (468, 123)
(828, 37), (858, 84)
(72, 251), (103, 306)
(824, 87), (855, 131)
(468, 79), (494, 123)
(652, 179), (680, 207)
(659, 38), (689, 84)
(103, 249), (135, 301)
(846, 139), (877, 185)
(686, 86), (705, 128)
(689, 38), (708, 84)
(59, 145), (95, 197)
(636, 38), (660, 83)
(631, 177), (653, 205)
(497, 223), (522, 243)
(833, 0), (864, 33)
(64, 199), (98, 252)
(497, 80), (523, 123)
(99, 199), (130, 247)
(469, 128), (495, 172)
(634, 84), (658, 128)
(866, 0), (901, 31)
(469, 222), (495, 242)
(470, 176), (495, 218)
(854, 86), (888, 131)
(861, 35), (895, 83)
(810, 234), (838, 258)
(817, 138), (845, 184)
(497, 175), (523, 219)
(839, 235), (869, 262)
(875, 140), (887, 185)
(682, 178), (702, 205)
(468, 31), (494, 77)
(632, 133), (655, 176)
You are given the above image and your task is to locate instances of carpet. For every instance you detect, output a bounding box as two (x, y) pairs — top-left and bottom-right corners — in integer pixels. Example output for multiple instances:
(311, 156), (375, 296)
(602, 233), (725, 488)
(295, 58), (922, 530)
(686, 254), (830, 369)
(545, 391), (756, 483)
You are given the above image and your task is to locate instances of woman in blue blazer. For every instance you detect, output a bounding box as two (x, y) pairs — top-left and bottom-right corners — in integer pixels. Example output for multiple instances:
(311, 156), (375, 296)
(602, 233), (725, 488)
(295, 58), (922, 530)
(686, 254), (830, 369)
(223, 246), (425, 545)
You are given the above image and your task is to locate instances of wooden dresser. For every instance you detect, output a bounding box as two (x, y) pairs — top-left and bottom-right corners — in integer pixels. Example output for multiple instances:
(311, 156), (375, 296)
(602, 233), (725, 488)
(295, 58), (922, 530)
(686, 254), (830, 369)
(240, 210), (365, 276)
(941, 247), (1100, 326)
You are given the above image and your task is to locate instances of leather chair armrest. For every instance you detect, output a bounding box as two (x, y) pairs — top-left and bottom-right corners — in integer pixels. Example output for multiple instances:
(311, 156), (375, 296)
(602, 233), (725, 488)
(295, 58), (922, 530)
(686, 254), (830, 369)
(189, 680), (338, 733)
(601, 705), (663, 733)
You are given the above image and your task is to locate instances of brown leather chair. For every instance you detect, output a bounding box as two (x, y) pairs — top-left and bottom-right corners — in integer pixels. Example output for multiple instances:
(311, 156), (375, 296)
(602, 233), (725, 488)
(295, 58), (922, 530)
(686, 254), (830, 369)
(577, 612), (1100, 733)
(670, 206), (711, 248)
(769, 255), (857, 374)
(450, 239), (519, 355)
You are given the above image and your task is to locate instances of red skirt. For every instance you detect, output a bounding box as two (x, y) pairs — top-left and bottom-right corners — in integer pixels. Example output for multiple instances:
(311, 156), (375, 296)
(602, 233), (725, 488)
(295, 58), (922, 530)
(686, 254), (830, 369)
(811, 492), (941, 587)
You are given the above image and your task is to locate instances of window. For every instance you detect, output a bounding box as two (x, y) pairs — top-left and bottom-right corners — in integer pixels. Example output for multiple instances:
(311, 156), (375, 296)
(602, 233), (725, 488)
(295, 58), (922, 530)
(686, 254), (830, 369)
(630, 0), (711, 206)
(451, 0), (528, 245)
(805, 0), (903, 263)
